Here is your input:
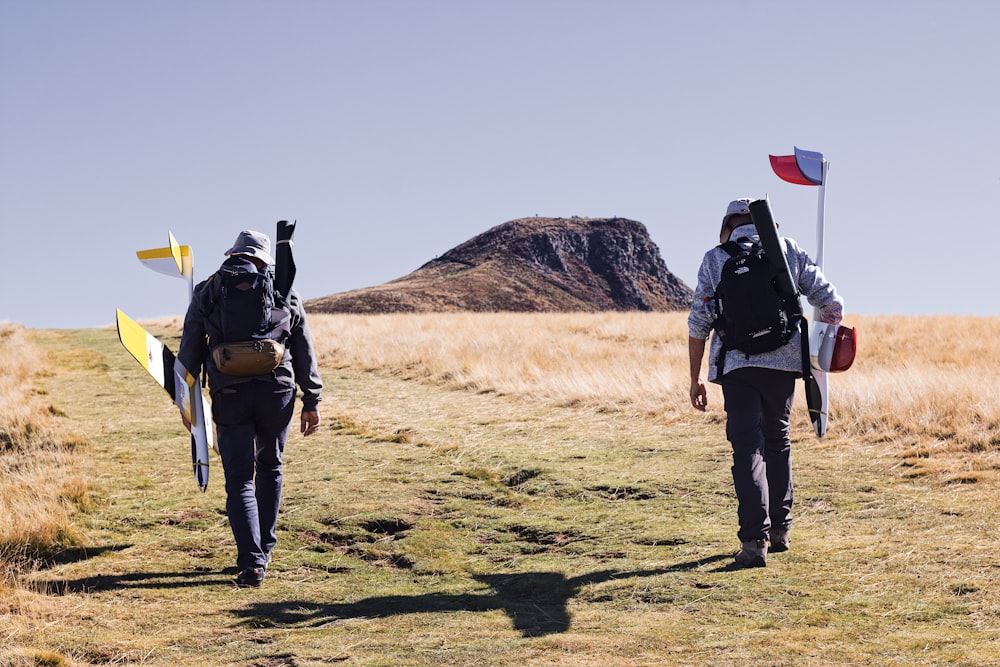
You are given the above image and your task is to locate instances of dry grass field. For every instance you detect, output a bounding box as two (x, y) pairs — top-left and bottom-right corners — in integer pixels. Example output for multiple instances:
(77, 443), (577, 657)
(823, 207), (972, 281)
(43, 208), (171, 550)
(310, 312), (1000, 475)
(0, 324), (89, 578)
(2, 313), (999, 666)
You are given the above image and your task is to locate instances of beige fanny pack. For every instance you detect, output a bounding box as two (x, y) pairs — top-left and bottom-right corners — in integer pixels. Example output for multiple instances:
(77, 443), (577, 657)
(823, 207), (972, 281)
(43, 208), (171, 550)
(212, 340), (286, 377)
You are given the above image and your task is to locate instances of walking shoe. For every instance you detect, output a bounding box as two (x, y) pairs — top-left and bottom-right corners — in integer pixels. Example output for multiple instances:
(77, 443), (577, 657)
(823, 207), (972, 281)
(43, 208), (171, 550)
(769, 528), (791, 553)
(734, 539), (767, 568)
(235, 566), (266, 588)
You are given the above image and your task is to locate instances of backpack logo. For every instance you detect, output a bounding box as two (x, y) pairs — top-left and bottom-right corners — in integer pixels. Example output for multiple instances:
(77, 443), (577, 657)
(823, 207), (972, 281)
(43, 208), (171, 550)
(712, 241), (800, 368)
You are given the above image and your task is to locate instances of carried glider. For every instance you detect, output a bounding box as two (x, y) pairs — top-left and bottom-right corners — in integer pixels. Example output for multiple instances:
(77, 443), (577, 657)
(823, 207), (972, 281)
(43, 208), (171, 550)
(117, 232), (214, 491)
(769, 147), (856, 438)
(116, 307), (213, 491)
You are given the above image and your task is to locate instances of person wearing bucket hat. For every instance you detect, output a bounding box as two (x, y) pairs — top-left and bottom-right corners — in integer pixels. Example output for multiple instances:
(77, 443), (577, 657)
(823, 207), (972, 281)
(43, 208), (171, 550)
(177, 229), (323, 588)
(688, 198), (844, 568)
(225, 229), (275, 266)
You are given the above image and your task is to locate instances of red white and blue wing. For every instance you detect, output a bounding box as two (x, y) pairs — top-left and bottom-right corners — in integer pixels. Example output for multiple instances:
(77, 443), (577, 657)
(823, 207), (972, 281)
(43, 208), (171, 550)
(769, 146), (824, 186)
(769, 146), (831, 438)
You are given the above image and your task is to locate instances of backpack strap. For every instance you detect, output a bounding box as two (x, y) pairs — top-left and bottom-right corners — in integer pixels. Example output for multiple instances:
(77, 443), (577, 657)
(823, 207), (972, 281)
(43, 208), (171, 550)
(264, 306), (293, 343)
(718, 240), (743, 257)
(712, 241), (744, 317)
(715, 341), (727, 378)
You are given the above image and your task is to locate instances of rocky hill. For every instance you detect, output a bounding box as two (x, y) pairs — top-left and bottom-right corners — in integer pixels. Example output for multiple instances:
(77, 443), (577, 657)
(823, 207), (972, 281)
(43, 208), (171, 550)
(305, 217), (693, 314)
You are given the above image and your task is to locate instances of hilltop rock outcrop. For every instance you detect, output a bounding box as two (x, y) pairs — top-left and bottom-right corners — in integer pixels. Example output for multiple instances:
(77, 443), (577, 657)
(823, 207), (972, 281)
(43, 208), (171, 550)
(306, 217), (693, 313)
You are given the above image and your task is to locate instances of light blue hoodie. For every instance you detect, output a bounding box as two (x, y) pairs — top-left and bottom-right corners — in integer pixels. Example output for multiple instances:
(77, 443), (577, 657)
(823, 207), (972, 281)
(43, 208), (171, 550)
(687, 223), (843, 383)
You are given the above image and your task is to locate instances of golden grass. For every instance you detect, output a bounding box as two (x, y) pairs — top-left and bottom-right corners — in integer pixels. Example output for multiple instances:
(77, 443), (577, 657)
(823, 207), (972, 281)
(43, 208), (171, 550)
(827, 315), (1000, 480)
(310, 312), (1000, 475)
(0, 323), (87, 581)
(311, 312), (692, 413)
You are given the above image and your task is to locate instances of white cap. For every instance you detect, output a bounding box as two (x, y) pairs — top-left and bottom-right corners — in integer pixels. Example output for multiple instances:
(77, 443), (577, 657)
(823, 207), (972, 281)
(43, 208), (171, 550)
(722, 198), (753, 226)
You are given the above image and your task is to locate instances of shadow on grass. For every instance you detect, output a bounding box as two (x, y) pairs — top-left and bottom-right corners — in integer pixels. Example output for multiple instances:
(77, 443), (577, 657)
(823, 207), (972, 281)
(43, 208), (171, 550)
(233, 555), (731, 637)
(32, 569), (233, 594)
(37, 544), (133, 569)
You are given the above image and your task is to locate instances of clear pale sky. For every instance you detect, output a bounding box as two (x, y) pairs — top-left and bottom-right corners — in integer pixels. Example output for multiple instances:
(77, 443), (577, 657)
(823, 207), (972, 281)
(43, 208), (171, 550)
(2, 1), (996, 329)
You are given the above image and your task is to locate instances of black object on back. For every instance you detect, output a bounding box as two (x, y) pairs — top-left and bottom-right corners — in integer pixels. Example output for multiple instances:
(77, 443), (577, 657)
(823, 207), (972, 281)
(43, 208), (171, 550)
(712, 240), (800, 374)
(213, 259), (291, 346)
(749, 196), (824, 437)
(274, 220), (296, 301)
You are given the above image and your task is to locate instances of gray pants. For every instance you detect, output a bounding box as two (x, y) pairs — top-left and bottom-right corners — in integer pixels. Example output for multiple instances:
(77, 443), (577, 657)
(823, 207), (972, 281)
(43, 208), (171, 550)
(721, 367), (797, 543)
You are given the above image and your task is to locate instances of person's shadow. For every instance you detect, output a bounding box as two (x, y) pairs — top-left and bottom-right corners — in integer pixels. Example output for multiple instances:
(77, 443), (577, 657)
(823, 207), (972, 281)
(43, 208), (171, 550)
(232, 555), (730, 637)
(32, 547), (737, 637)
(32, 568), (234, 594)
(26, 544), (245, 593)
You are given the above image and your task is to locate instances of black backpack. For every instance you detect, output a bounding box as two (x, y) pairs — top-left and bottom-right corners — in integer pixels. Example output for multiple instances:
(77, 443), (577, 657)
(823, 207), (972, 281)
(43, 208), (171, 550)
(210, 259), (291, 346)
(711, 240), (800, 374)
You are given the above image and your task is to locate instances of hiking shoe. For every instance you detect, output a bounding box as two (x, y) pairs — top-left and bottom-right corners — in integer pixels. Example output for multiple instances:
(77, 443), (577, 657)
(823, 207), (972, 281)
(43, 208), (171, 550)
(769, 528), (791, 553)
(734, 539), (767, 568)
(235, 566), (265, 588)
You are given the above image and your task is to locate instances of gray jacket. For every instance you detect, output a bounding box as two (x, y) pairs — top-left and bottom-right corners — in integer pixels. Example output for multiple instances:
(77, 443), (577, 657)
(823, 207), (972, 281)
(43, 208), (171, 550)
(688, 223), (843, 383)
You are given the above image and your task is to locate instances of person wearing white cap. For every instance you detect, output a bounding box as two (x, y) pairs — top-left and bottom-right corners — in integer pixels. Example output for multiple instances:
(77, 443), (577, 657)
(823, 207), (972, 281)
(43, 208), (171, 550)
(177, 229), (323, 587)
(687, 199), (844, 568)
(718, 198), (753, 243)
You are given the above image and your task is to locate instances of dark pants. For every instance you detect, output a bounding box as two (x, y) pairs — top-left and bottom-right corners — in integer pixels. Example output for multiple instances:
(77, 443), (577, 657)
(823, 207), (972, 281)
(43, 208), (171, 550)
(212, 381), (295, 571)
(721, 367), (797, 543)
